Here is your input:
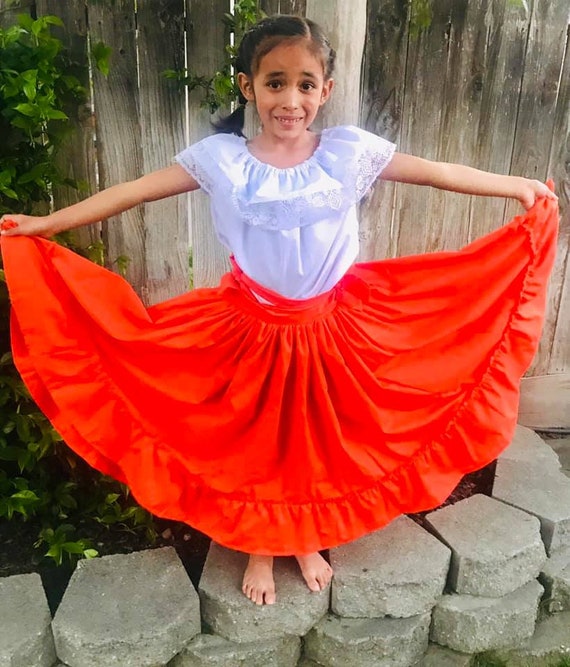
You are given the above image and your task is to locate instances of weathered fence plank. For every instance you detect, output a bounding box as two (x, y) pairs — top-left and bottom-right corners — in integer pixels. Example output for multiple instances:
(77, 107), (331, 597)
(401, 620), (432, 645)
(510, 0), (569, 376)
(261, 0), (306, 15)
(35, 0), (100, 251)
(519, 374), (570, 430)
(186, 0), (230, 288)
(87, 0), (145, 290)
(391, 0), (454, 258)
(359, 0), (409, 261)
(544, 34), (570, 376)
(0, 0), (34, 25)
(467, 0), (529, 242)
(137, 0), (189, 303)
(305, 0), (367, 129)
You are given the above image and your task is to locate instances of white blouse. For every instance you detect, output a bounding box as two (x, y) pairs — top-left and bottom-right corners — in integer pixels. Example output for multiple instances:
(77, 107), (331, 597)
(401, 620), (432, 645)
(175, 125), (396, 299)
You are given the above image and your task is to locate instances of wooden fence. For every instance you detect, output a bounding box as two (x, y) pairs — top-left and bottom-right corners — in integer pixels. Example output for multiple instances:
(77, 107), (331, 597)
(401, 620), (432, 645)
(0, 0), (569, 426)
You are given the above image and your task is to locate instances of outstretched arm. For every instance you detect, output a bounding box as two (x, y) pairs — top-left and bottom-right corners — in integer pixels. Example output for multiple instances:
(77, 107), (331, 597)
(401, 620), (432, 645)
(381, 153), (557, 210)
(0, 164), (199, 238)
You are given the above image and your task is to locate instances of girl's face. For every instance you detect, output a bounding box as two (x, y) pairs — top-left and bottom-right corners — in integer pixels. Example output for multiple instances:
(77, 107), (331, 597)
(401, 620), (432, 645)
(238, 40), (334, 141)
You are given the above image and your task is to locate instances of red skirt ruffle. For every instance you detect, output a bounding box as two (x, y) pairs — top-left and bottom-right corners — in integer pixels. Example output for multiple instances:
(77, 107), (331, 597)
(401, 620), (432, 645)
(0, 195), (558, 555)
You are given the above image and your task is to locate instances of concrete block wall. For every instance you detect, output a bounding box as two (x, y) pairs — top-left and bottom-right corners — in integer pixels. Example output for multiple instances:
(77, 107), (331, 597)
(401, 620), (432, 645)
(3, 427), (570, 667)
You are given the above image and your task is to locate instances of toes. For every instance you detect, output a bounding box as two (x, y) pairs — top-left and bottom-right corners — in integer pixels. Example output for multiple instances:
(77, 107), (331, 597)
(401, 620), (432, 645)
(307, 577), (321, 592)
(264, 589), (277, 605)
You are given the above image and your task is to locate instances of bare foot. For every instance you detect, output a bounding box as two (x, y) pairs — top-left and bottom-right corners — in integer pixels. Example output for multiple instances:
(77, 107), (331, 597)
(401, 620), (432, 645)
(242, 555), (276, 605)
(295, 552), (333, 592)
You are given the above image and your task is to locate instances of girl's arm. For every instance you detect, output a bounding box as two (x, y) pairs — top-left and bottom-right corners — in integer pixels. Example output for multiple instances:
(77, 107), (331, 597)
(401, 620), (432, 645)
(0, 164), (199, 237)
(381, 153), (557, 210)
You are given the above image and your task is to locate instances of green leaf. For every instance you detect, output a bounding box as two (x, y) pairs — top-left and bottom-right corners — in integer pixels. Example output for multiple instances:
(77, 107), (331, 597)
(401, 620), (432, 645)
(13, 102), (38, 117)
(45, 108), (68, 120)
(91, 42), (112, 77)
(83, 549), (99, 559)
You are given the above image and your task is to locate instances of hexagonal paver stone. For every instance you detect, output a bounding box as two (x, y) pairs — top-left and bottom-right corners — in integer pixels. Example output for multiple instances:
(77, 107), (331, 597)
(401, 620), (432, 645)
(419, 644), (473, 667)
(493, 458), (570, 554)
(330, 515), (451, 618)
(304, 612), (430, 667)
(0, 573), (56, 667)
(489, 610), (570, 666)
(546, 436), (570, 477)
(430, 579), (543, 654)
(52, 547), (200, 667)
(539, 546), (570, 613)
(426, 494), (546, 597)
(170, 633), (301, 666)
(198, 543), (329, 643)
(499, 426), (561, 472)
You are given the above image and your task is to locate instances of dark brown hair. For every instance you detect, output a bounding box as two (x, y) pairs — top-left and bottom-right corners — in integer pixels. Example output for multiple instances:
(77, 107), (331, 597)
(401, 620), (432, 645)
(214, 15), (336, 137)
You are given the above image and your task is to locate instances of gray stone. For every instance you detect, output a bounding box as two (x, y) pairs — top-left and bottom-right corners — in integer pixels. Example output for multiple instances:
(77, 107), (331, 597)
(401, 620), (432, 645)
(418, 644), (473, 667)
(304, 612), (430, 667)
(493, 458), (570, 555)
(0, 573), (56, 667)
(170, 633), (301, 667)
(546, 436), (570, 477)
(489, 611), (570, 666)
(540, 546), (570, 613)
(426, 494), (546, 597)
(330, 516), (450, 618)
(198, 543), (329, 643)
(499, 426), (562, 472)
(430, 580), (543, 653)
(52, 547), (200, 667)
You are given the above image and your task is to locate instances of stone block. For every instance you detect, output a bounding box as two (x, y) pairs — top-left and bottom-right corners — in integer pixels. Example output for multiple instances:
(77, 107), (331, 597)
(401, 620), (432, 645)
(426, 494), (546, 597)
(499, 426), (561, 472)
(52, 547), (200, 667)
(489, 611), (570, 666)
(430, 580), (543, 653)
(493, 458), (570, 554)
(170, 633), (301, 666)
(419, 644), (473, 667)
(304, 612), (430, 667)
(330, 516), (450, 618)
(546, 436), (570, 477)
(0, 573), (56, 667)
(198, 543), (329, 643)
(540, 546), (570, 613)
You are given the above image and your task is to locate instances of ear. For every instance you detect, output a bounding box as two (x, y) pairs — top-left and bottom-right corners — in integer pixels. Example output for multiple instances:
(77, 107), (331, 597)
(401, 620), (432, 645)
(319, 78), (334, 106)
(237, 72), (255, 102)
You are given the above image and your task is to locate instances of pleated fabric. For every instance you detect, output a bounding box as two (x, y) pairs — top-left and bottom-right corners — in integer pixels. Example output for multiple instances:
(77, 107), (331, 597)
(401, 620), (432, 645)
(0, 193), (558, 555)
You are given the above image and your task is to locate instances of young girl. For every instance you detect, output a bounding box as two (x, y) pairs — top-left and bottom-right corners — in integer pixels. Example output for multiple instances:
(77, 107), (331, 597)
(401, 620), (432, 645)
(0, 15), (559, 607)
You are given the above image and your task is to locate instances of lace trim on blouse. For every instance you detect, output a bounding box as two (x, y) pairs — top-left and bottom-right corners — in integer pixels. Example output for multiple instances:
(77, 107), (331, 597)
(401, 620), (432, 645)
(175, 126), (396, 230)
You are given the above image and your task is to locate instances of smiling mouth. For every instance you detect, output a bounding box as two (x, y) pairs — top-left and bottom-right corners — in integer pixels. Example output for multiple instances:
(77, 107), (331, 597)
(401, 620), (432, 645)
(275, 117), (303, 124)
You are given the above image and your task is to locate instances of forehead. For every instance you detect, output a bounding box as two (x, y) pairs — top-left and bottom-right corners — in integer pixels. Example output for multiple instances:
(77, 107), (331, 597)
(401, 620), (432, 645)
(256, 41), (325, 78)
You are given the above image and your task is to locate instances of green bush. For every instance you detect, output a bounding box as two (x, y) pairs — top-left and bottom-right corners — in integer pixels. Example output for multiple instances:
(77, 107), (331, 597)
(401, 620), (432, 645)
(0, 14), (155, 567)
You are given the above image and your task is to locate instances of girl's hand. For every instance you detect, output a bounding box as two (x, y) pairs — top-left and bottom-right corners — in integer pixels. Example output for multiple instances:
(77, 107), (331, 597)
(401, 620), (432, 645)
(0, 214), (56, 238)
(516, 178), (558, 210)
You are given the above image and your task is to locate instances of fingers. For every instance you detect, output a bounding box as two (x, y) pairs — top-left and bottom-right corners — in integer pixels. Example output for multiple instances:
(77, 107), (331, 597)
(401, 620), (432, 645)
(0, 216), (20, 235)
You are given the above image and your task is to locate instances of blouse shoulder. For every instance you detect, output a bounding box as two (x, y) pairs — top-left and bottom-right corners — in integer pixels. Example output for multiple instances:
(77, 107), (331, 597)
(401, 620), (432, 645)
(173, 127), (396, 230)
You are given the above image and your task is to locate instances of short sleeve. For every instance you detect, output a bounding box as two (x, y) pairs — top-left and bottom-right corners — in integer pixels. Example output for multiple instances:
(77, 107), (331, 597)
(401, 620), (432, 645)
(174, 139), (217, 195)
(322, 126), (396, 201)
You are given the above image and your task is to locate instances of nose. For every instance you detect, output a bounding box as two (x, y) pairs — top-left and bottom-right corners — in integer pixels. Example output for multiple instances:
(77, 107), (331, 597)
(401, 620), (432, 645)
(280, 89), (300, 110)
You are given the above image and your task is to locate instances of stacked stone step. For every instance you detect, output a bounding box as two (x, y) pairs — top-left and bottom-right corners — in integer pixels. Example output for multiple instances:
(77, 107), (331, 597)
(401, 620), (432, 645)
(303, 516), (452, 667)
(182, 544), (330, 666)
(426, 493), (546, 655)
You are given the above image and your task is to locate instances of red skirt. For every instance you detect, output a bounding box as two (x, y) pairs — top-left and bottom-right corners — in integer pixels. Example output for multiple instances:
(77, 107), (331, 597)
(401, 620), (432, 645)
(0, 195), (558, 555)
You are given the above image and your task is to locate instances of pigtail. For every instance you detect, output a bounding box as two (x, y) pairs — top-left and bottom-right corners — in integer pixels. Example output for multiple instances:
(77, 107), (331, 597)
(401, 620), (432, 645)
(212, 103), (247, 138)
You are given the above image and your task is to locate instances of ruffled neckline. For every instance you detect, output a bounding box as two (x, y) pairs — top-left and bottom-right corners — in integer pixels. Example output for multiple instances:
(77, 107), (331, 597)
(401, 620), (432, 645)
(242, 128), (330, 173)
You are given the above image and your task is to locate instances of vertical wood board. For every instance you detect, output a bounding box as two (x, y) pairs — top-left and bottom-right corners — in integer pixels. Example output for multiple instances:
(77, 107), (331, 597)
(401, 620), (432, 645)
(359, 0), (409, 261)
(137, 0), (189, 304)
(88, 0), (146, 291)
(186, 0), (230, 288)
(35, 0), (100, 251)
